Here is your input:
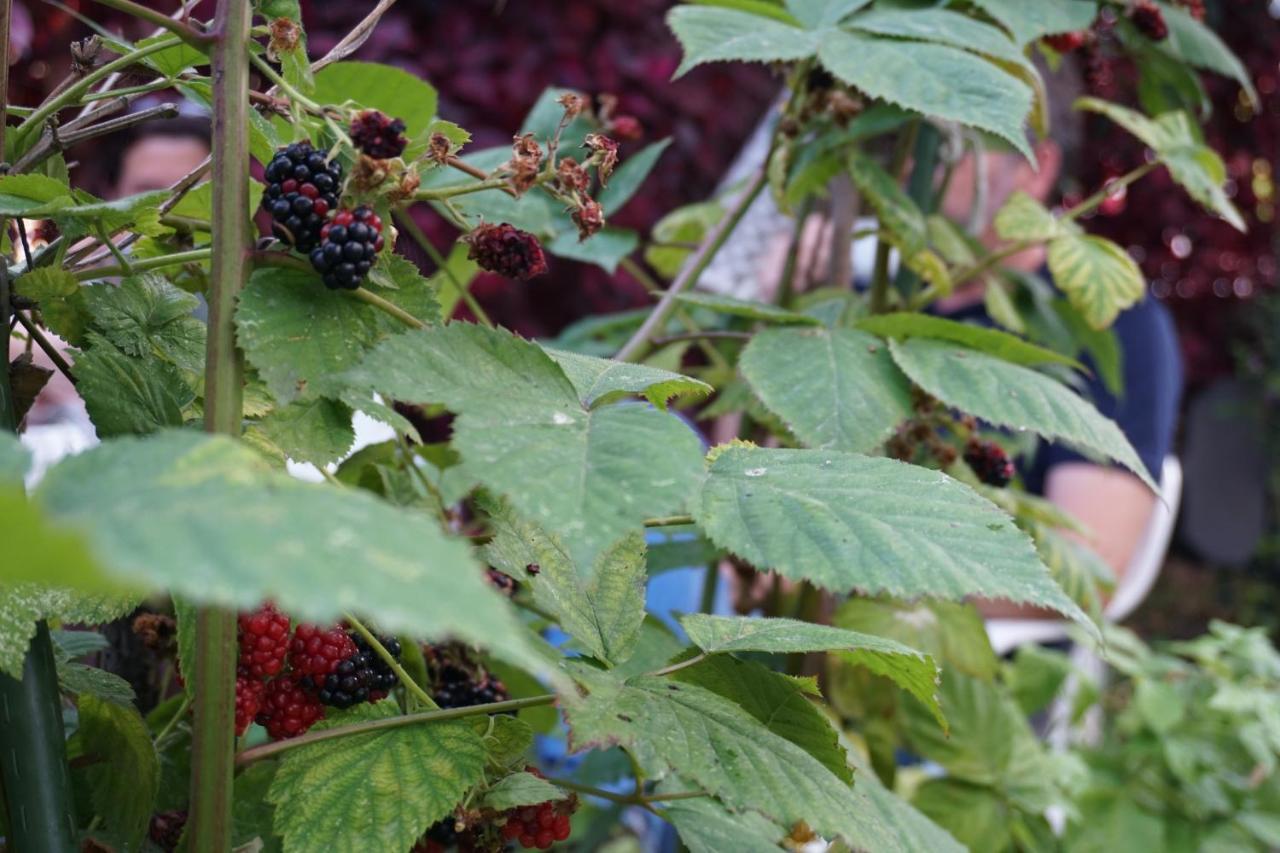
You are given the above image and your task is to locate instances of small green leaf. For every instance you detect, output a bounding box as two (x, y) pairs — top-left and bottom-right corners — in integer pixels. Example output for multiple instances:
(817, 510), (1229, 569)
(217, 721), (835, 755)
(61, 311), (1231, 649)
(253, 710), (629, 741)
(690, 445), (1090, 625)
(359, 252), (442, 330)
(668, 6), (819, 76)
(994, 190), (1061, 242)
(926, 215), (978, 266)
(912, 779), (1011, 853)
(256, 398), (356, 467)
(477, 714), (536, 769)
(0, 174), (72, 215)
(1158, 2), (1258, 108)
(75, 339), (193, 437)
(81, 275), (207, 371)
(233, 761), (283, 853)
(311, 61), (438, 150)
(740, 327), (914, 453)
(833, 597), (999, 682)
(59, 662), (136, 707)
(543, 347), (711, 409)
(78, 694), (160, 851)
(848, 150), (927, 255)
(480, 772), (567, 811)
(268, 702), (485, 853)
(135, 34), (208, 76)
(14, 267), (87, 344)
(484, 500), (646, 666)
(545, 227), (640, 274)
(1046, 232), (1145, 329)
(680, 614), (943, 727)
(818, 30), (1034, 161)
(673, 291), (819, 326)
(856, 312), (1080, 368)
(888, 337), (1155, 489)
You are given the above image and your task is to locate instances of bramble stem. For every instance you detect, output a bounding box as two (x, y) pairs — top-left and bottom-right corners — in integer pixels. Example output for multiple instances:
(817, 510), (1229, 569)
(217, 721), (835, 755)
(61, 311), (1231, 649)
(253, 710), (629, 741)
(343, 613), (440, 711)
(643, 515), (694, 528)
(415, 176), (511, 201)
(545, 777), (709, 806)
(614, 168), (767, 363)
(86, 0), (212, 47)
(187, 0), (251, 849)
(648, 653), (707, 678)
(234, 694), (559, 765)
(13, 313), (76, 386)
(351, 287), (428, 329)
(73, 247), (211, 280)
(392, 210), (494, 327)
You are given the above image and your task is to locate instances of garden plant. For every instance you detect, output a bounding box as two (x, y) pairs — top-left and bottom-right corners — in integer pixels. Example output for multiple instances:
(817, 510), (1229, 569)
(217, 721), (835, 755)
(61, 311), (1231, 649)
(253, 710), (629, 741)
(0, 0), (1272, 851)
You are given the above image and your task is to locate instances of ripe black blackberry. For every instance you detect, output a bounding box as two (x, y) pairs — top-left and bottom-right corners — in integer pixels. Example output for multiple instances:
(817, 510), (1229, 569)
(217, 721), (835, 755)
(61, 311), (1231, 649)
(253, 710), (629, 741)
(309, 206), (385, 290)
(262, 142), (342, 251)
(432, 661), (509, 709)
(314, 631), (401, 709)
(350, 110), (408, 159)
(964, 438), (1015, 488)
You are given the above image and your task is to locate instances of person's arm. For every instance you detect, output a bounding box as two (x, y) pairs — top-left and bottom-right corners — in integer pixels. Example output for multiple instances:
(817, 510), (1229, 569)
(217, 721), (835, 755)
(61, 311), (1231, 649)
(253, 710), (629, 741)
(978, 461), (1157, 619)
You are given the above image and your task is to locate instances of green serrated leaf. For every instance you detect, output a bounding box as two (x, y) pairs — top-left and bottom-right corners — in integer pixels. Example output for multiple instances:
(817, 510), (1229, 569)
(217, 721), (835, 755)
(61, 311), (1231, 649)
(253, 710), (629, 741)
(818, 30), (1034, 161)
(59, 662), (136, 707)
(661, 794), (788, 853)
(311, 62), (438, 154)
(994, 190), (1062, 242)
(1046, 232), (1145, 329)
(14, 266), (87, 344)
(984, 278), (1025, 334)
(848, 150), (927, 255)
(668, 6), (819, 76)
(968, 0), (1098, 46)
(833, 597), (999, 682)
(599, 138), (672, 215)
(256, 398), (355, 467)
(341, 324), (704, 569)
(483, 500), (646, 666)
(846, 7), (1026, 67)
(856, 312), (1080, 368)
(78, 694), (160, 850)
(565, 669), (962, 852)
(690, 445), (1091, 626)
(81, 274), (206, 371)
(74, 338), (193, 437)
(25, 432), (554, 681)
(0, 173), (72, 215)
(545, 227), (640, 274)
(480, 772), (566, 811)
(680, 613), (943, 727)
(543, 347), (711, 410)
(1158, 2), (1258, 107)
(911, 778), (1011, 853)
(477, 714), (535, 769)
(0, 584), (137, 678)
(926, 215), (978, 267)
(887, 337), (1155, 490)
(364, 253), (443, 328)
(269, 701), (485, 853)
(785, 0), (871, 28)
(741, 326), (914, 453)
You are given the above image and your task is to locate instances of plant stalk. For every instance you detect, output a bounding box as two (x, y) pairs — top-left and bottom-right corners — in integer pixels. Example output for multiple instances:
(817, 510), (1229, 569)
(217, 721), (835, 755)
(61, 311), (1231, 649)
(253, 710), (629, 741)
(187, 0), (251, 849)
(86, 0), (212, 47)
(868, 121), (918, 314)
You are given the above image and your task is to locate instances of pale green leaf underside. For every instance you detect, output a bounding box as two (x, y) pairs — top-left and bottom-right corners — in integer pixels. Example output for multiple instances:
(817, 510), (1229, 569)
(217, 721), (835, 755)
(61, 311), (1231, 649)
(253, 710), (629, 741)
(29, 432), (553, 681)
(668, 6), (820, 76)
(343, 324), (705, 568)
(786, 0), (872, 28)
(661, 795), (788, 853)
(740, 327), (914, 454)
(480, 772), (567, 811)
(690, 446), (1090, 625)
(680, 613), (943, 726)
(888, 337), (1155, 491)
(544, 347), (711, 409)
(855, 312), (1081, 368)
(846, 7), (1027, 67)
(566, 670), (960, 852)
(1046, 232), (1145, 329)
(483, 500), (647, 665)
(818, 29), (1034, 161)
(1159, 2), (1258, 107)
(968, 0), (1099, 46)
(993, 190), (1062, 242)
(269, 702), (484, 853)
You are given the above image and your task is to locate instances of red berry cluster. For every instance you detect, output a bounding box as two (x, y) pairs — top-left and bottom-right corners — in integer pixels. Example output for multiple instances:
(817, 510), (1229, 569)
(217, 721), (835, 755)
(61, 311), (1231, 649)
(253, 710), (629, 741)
(258, 673), (325, 741)
(500, 801), (573, 850)
(289, 622), (358, 680)
(462, 222), (549, 281)
(350, 109), (409, 159)
(238, 603), (291, 678)
(964, 438), (1016, 488)
(1043, 31), (1089, 54)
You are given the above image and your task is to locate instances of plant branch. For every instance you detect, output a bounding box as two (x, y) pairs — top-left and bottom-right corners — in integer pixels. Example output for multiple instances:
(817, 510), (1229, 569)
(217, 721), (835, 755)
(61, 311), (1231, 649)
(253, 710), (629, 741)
(649, 329), (751, 348)
(618, 256), (730, 372)
(648, 653), (707, 678)
(545, 777), (709, 806)
(234, 694), (558, 765)
(1062, 161), (1158, 223)
(392, 210), (494, 327)
(308, 0), (399, 76)
(350, 287), (427, 329)
(73, 247), (211, 280)
(643, 514), (694, 528)
(344, 613), (439, 711)
(414, 176), (511, 201)
(86, 0), (212, 47)
(614, 167), (767, 363)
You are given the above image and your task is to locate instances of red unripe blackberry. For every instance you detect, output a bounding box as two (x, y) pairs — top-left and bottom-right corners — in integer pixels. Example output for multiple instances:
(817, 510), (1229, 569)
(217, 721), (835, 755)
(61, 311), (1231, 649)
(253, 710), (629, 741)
(964, 438), (1015, 488)
(289, 622), (358, 680)
(262, 142), (343, 251)
(257, 674), (324, 740)
(462, 222), (548, 280)
(1130, 1), (1168, 40)
(608, 114), (643, 141)
(1043, 31), (1088, 53)
(237, 603), (291, 679)
(503, 800), (573, 849)
(235, 671), (265, 736)
(349, 110), (409, 159)
(310, 206), (384, 290)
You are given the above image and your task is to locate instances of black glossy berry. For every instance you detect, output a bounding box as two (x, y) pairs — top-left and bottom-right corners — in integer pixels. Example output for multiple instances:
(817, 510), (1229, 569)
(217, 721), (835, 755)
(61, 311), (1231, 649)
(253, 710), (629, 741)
(260, 141), (343, 251)
(314, 630), (401, 709)
(309, 206), (384, 290)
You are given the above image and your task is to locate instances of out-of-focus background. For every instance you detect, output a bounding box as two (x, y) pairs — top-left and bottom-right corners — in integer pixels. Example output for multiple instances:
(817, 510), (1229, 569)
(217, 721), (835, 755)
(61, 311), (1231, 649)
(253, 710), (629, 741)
(13, 0), (1279, 637)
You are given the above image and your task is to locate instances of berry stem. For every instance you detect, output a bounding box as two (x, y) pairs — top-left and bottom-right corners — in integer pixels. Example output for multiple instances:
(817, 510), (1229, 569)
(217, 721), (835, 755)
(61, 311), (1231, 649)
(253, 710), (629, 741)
(613, 166), (768, 363)
(86, 0), (213, 47)
(350, 286), (428, 329)
(544, 777), (709, 806)
(642, 514), (695, 528)
(415, 176), (513, 201)
(234, 694), (559, 765)
(73, 247), (213, 280)
(247, 51), (322, 114)
(392, 210), (495, 328)
(187, 0), (252, 848)
(647, 652), (707, 678)
(343, 612), (440, 711)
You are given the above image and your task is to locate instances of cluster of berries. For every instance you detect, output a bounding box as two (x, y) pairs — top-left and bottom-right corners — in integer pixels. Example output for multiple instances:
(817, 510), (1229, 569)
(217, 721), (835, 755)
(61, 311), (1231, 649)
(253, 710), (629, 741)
(413, 780), (577, 851)
(233, 604), (402, 740)
(1041, 1), (1168, 66)
(261, 141), (386, 291)
(499, 801), (574, 850)
(425, 643), (509, 710)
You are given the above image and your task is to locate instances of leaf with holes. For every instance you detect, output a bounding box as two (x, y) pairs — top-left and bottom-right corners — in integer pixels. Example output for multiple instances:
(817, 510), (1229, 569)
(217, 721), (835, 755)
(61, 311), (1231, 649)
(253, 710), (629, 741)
(543, 347), (711, 410)
(690, 445), (1090, 626)
(1045, 232), (1145, 330)
(268, 702), (485, 853)
(680, 614), (943, 727)
(740, 327), (913, 454)
(888, 337), (1154, 489)
(340, 324), (705, 569)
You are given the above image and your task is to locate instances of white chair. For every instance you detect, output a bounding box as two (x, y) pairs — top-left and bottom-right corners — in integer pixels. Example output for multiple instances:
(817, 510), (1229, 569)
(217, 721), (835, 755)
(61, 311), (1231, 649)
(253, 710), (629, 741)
(985, 455), (1184, 656)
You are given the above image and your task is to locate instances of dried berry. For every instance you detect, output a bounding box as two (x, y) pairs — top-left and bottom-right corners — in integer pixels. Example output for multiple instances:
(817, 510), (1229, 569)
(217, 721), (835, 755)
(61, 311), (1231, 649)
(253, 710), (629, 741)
(571, 199), (604, 241)
(148, 810), (188, 852)
(583, 133), (619, 186)
(964, 438), (1016, 488)
(132, 612), (177, 655)
(1129, 0), (1168, 40)
(349, 109), (408, 159)
(462, 222), (549, 280)
(509, 132), (544, 195)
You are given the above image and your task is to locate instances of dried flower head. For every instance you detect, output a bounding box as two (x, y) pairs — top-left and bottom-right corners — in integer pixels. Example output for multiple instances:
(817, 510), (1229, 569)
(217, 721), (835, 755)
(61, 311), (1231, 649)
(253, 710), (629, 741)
(508, 133), (544, 196)
(70, 36), (102, 73)
(267, 17), (301, 60)
(556, 157), (591, 194)
(572, 199), (605, 241)
(463, 222), (549, 280)
(583, 134), (620, 186)
(350, 154), (390, 193)
(427, 132), (454, 165)
(556, 92), (588, 119)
